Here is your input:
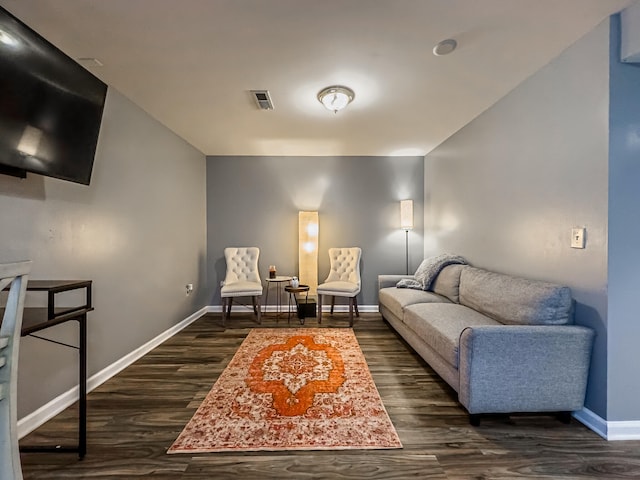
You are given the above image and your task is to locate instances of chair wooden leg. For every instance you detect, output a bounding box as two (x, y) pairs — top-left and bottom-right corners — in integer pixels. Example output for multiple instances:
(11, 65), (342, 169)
(348, 298), (354, 327)
(318, 294), (323, 323)
(354, 296), (359, 317)
(255, 296), (262, 324)
(330, 296), (336, 314)
(226, 298), (232, 320)
(221, 298), (226, 326)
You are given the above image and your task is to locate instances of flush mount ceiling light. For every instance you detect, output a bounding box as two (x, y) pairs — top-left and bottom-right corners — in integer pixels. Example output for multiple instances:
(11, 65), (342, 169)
(433, 38), (457, 56)
(317, 85), (355, 113)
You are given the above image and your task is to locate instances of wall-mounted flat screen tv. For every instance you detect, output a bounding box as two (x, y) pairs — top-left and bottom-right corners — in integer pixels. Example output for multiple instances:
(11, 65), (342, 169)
(0, 7), (107, 185)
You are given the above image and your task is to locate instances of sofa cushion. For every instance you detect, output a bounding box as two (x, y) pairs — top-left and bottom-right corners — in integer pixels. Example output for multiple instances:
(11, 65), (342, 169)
(403, 303), (500, 368)
(379, 287), (450, 321)
(431, 264), (465, 303)
(459, 267), (573, 326)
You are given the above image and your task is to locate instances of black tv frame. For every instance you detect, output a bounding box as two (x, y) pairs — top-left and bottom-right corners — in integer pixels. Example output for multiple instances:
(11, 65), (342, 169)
(0, 7), (107, 185)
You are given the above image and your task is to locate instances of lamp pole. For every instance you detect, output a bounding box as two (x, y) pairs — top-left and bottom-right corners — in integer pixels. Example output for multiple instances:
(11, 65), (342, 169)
(400, 199), (414, 275)
(404, 228), (410, 275)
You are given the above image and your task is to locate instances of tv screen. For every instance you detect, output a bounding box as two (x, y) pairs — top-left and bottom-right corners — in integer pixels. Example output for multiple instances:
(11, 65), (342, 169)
(0, 7), (107, 185)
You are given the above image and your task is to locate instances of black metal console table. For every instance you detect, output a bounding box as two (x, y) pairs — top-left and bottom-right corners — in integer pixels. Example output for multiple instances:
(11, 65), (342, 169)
(19, 280), (92, 459)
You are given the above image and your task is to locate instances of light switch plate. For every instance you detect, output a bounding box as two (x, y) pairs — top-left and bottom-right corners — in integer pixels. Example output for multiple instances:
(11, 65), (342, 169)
(571, 227), (585, 249)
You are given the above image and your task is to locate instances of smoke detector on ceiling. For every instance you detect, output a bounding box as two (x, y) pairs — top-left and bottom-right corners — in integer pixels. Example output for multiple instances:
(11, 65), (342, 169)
(433, 39), (457, 56)
(251, 90), (274, 110)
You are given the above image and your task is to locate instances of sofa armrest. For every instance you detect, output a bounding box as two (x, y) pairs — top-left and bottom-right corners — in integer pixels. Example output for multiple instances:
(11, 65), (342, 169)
(458, 325), (594, 414)
(378, 274), (414, 290)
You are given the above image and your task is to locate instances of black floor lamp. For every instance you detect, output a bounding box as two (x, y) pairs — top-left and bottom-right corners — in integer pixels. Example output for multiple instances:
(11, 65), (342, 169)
(400, 199), (414, 275)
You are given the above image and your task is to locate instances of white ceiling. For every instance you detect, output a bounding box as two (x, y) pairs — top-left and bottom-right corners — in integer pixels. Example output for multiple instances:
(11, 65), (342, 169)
(0, 0), (633, 157)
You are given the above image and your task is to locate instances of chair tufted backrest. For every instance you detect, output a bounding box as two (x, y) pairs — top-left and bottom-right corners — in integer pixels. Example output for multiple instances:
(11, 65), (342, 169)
(223, 247), (261, 284)
(324, 247), (361, 286)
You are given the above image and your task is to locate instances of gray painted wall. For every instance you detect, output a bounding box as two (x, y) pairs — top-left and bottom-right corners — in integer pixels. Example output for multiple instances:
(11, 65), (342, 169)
(0, 89), (207, 418)
(608, 14), (640, 422)
(206, 156), (424, 308)
(424, 21), (611, 417)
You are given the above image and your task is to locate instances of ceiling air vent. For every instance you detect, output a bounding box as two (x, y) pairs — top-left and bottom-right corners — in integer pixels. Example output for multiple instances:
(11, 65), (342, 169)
(250, 90), (274, 110)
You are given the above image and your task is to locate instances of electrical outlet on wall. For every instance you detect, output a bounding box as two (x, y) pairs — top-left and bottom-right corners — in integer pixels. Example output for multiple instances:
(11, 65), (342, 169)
(186, 283), (194, 295)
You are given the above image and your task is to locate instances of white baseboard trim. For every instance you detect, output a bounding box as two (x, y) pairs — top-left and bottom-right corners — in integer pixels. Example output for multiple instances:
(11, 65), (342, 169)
(18, 306), (209, 439)
(18, 384), (82, 441)
(607, 420), (640, 440)
(208, 304), (379, 314)
(573, 408), (608, 439)
(573, 407), (640, 440)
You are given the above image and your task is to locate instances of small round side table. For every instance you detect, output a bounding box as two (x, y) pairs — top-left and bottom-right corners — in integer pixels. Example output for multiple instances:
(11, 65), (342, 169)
(263, 276), (292, 319)
(284, 284), (310, 325)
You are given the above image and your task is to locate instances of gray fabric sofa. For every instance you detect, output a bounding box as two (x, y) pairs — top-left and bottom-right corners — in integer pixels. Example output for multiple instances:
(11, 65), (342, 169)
(378, 264), (595, 424)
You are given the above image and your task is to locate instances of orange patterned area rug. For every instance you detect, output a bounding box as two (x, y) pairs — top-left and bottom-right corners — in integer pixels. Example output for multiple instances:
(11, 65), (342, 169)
(167, 328), (402, 453)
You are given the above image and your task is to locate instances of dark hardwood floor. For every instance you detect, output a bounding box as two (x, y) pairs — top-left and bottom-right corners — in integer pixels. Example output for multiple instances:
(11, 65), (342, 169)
(19, 312), (640, 479)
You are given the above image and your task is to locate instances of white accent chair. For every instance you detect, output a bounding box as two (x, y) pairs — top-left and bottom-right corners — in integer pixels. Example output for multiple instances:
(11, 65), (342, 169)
(220, 247), (262, 326)
(317, 247), (362, 327)
(1, 260), (32, 480)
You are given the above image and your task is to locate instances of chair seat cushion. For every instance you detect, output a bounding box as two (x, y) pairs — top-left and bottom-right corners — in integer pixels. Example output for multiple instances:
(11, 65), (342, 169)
(221, 281), (262, 297)
(317, 281), (359, 296)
